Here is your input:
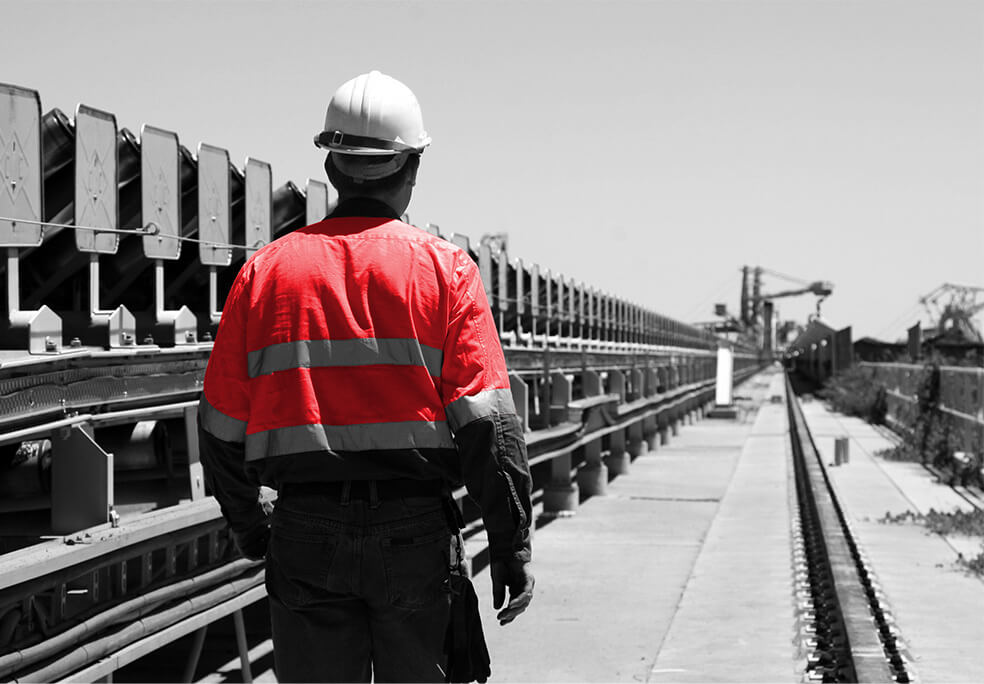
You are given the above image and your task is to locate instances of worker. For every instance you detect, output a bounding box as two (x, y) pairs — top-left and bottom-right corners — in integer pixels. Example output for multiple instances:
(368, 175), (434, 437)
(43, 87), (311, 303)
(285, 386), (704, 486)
(197, 70), (534, 683)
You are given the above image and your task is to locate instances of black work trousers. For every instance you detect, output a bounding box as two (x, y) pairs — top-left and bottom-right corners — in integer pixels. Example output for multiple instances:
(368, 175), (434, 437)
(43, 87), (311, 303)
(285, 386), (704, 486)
(266, 485), (453, 683)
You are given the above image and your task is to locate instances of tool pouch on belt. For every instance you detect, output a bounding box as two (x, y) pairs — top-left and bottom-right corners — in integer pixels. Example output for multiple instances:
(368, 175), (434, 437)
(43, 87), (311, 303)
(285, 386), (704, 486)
(442, 496), (491, 684)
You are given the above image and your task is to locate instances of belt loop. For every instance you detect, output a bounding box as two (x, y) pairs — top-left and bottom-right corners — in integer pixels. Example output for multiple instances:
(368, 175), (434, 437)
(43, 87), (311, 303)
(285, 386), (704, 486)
(368, 480), (380, 509)
(340, 480), (352, 506)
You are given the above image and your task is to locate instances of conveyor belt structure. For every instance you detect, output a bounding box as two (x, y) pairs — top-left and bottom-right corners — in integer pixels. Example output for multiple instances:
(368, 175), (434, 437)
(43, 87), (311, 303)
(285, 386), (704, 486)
(0, 84), (764, 681)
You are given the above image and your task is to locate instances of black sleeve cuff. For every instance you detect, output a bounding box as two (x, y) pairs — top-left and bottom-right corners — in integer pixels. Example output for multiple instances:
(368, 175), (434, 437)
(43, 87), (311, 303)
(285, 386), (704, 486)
(199, 424), (263, 534)
(454, 412), (533, 564)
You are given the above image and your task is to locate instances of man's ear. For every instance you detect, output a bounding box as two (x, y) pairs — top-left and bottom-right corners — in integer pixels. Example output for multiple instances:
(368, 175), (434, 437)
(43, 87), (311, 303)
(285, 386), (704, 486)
(407, 154), (420, 188)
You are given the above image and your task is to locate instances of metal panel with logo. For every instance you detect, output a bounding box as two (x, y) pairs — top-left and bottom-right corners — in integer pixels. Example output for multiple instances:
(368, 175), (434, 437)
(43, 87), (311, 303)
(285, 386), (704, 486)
(140, 125), (181, 259)
(75, 105), (119, 253)
(245, 157), (271, 256)
(514, 258), (525, 315)
(0, 84), (43, 246)
(306, 178), (328, 225)
(197, 143), (231, 266)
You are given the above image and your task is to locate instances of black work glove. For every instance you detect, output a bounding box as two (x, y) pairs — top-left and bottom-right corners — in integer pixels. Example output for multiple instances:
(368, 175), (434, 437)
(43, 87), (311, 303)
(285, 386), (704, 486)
(231, 513), (270, 561)
(490, 559), (534, 626)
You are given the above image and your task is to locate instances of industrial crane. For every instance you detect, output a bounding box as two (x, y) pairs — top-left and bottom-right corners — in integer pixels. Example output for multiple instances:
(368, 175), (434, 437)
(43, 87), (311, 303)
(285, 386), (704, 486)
(709, 266), (834, 352)
(918, 283), (984, 343)
(740, 266), (833, 326)
(759, 280), (834, 317)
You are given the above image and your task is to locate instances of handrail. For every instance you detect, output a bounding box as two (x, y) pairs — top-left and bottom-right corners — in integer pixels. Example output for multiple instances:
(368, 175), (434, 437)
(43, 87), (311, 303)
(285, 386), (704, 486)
(0, 400), (201, 447)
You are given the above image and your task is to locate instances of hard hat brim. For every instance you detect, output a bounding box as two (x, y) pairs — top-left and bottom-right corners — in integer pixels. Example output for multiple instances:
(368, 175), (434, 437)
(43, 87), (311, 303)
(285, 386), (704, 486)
(324, 145), (401, 156)
(313, 130), (429, 156)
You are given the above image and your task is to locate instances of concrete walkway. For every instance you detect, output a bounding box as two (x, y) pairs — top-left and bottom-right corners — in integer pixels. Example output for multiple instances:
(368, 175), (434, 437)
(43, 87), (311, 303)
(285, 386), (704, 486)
(478, 367), (800, 682)
(648, 370), (794, 683)
(800, 401), (984, 683)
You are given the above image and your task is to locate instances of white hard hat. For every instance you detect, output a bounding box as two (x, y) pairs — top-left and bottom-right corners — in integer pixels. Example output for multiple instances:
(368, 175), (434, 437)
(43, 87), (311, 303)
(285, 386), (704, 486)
(314, 70), (431, 157)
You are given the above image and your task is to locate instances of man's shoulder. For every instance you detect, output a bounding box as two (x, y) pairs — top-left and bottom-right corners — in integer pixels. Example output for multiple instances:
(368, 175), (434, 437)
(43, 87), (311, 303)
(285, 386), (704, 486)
(379, 221), (474, 260)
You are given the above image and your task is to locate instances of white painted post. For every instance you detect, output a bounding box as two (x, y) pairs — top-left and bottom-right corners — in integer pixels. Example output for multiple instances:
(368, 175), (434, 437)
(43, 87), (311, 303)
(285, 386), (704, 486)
(715, 344), (735, 406)
(577, 370), (608, 495)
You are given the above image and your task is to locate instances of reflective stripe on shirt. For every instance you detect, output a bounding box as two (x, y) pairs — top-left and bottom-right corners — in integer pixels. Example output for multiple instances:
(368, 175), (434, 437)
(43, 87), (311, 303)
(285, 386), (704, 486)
(244, 419), (455, 461)
(199, 395), (248, 443)
(444, 388), (517, 432)
(247, 338), (443, 378)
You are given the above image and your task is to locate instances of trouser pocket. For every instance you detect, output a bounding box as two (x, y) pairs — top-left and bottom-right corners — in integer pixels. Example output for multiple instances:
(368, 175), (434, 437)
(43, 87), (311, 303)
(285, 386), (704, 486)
(381, 525), (451, 610)
(266, 512), (340, 610)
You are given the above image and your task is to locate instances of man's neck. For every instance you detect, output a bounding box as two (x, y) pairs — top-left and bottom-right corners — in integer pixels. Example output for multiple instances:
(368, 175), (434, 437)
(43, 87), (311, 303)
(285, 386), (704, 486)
(329, 197), (402, 220)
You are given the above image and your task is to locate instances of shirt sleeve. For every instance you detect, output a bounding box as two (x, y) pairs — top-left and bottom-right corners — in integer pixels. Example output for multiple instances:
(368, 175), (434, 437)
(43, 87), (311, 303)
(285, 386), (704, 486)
(441, 252), (533, 564)
(198, 266), (264, 535)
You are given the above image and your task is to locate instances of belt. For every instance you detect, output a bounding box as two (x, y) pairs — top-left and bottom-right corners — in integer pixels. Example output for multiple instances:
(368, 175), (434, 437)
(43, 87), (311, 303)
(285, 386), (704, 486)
(281, 478), (446, 501)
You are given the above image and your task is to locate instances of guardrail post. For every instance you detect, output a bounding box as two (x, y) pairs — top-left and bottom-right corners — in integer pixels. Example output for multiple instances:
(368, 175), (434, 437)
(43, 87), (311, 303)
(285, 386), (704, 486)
(607, 422), (630, 474)
(549, 372), (571, 425)
(629, 368), (644, 401)
(509, 373), (529, 432)
(575, 445), (606, 496)
(184, 405), (206, 501)
(643, 414), (659, 451)
(183, 626), (209, 682)
(544, 453), (578, 515)
(582, 369), (602, 396)
(635, 367), (657, 450)
(543, 372), (579, 515)
(605, 369), (625, 402)
(659, 415), (670, 445)
(608, 369), (639, 459)
(576, 371), (608, 495)
(645, 368), (658, 398)
(628, 419), (647, 457)
(233, 609), (254, 683)
(605, 370), (642, 475)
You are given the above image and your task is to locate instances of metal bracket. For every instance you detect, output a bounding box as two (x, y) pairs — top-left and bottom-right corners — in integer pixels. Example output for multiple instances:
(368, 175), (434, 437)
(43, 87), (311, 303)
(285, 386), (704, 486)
(51, 423), (114, 535)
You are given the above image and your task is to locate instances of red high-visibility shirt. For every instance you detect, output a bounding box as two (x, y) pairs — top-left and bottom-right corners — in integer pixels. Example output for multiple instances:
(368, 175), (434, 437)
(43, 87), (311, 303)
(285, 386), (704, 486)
(199, 208), (531, 562)
(201, 215), (515, 453)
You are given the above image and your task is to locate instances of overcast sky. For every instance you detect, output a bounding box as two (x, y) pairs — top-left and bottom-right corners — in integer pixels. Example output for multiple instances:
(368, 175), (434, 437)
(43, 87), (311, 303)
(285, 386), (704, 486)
(5, 0), (982, 340)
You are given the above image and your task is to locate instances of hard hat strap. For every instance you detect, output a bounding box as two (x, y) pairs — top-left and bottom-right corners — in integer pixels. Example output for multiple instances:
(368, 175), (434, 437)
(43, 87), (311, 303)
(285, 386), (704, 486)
(314, 130), (418, 153)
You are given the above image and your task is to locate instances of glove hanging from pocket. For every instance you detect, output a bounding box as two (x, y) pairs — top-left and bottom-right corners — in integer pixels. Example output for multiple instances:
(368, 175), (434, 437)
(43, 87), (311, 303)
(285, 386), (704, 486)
(442, 496), (491, 684)
(445, 570), (491, 683)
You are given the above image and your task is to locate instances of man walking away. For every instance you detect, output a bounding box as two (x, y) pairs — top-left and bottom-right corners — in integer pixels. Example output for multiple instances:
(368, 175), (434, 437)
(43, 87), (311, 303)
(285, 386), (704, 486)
(198, 70), (534, 683)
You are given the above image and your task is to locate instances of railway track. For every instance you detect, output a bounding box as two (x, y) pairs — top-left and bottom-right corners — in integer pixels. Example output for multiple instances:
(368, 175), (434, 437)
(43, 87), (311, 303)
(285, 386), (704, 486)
(786, 374), (911, 683)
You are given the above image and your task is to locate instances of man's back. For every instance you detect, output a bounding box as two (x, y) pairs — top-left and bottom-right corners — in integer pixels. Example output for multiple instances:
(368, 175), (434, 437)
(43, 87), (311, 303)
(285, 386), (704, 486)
(243, 216), (465, 440)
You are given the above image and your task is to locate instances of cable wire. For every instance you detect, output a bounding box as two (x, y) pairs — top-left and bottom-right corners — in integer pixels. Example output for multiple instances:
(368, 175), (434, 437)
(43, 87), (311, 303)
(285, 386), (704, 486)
(682, 269), (742, 322)
(0, 215), (256, 250)
(873, 302), (924, 341)
(757, 266), (811, 287)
